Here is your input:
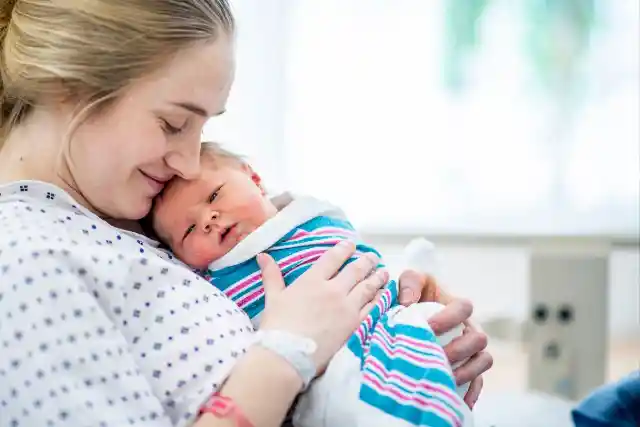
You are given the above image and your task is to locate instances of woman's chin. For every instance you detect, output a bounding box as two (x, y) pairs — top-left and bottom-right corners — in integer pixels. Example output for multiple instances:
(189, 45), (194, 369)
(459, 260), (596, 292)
(120, 195), (154, 221)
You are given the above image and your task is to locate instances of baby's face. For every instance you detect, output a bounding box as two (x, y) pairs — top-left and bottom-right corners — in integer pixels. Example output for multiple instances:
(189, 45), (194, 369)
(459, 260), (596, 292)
(152, 159), (278, 269)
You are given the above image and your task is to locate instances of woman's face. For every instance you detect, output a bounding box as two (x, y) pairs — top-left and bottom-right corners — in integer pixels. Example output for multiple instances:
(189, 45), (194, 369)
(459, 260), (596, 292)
(68, 36), (235, 220)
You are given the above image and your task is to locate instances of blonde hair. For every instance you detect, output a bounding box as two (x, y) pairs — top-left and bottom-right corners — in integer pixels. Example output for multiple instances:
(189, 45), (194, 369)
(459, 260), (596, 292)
(0, 0), (234, 147)
(200, 140), (246, 166)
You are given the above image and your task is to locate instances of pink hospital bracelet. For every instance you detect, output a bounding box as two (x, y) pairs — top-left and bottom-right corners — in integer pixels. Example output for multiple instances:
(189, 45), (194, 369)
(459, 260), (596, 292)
(200, 392), (254, 427)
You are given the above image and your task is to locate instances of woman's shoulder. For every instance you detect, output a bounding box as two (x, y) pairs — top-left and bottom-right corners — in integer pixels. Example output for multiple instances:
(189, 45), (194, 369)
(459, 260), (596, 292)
(1, 181), (127, 253)
(0, 180), (188, 275)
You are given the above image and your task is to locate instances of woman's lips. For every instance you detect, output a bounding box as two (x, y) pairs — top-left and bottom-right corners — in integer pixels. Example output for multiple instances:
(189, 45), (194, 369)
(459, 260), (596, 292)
(140, 171), (168, 194)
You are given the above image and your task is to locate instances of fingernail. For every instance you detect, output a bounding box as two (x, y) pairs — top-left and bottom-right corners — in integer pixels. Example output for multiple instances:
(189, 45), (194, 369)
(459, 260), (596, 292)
(400, 288), (415, 303)
(378, 269), (389, 282)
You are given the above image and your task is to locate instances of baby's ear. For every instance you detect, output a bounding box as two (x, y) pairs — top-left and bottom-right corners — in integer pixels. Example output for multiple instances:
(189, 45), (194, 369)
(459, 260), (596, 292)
(242, 163), (267, 194)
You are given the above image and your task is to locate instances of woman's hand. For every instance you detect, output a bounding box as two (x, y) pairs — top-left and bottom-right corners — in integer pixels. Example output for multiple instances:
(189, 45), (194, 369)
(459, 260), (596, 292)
(398, 270), (493, 409)
(257, 241), (389, 373)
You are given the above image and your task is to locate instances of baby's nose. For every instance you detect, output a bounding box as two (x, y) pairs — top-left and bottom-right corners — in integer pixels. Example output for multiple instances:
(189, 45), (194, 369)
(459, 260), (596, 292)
(200, 210), (220, 233)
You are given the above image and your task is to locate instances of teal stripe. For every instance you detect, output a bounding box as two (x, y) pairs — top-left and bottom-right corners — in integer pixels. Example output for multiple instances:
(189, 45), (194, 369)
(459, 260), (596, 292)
(360, 385), (461, 427)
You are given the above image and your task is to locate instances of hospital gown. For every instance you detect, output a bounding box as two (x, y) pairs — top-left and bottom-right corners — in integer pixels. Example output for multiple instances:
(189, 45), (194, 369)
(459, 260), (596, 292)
(0, 180), (255, 427)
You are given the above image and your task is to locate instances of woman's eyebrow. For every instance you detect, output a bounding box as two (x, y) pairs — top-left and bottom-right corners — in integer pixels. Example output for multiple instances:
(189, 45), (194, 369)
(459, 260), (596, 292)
(172, 102), (225, 118)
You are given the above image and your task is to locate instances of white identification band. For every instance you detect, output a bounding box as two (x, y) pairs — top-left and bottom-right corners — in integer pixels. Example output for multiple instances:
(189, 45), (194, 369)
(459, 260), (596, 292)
(254, 330), (317, 391)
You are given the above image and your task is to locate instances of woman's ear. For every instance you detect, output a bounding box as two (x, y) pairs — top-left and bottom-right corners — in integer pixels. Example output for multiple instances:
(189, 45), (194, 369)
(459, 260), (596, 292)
(241, 163), (267, 195)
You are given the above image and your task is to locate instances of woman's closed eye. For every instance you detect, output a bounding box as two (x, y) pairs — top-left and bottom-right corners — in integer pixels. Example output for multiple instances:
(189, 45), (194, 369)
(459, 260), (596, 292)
(161, 118), (187, 135)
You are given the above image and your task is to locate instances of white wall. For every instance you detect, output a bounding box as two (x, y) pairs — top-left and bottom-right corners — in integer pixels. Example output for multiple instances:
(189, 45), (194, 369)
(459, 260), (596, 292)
(609, 249), (640, 340)
(203, 0), (288, 188)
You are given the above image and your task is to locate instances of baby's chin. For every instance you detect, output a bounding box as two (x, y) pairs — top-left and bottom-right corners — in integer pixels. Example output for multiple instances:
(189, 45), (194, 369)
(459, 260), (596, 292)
(183, 245), (234, 270)
(184, 252), (219, 270)
(182, 231), (253, 270)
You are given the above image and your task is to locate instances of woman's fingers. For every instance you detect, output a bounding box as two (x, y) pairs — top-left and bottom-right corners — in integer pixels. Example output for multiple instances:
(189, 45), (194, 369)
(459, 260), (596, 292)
(427, 298), (473, 336)
(444, 330), (489, 367)
(310, 241), (358, 280)
(454, 351), (493, 386)
(331, 251), (380, 291)
(359, 288), (386, 320)
(348, 268), (389, 311)
(463, 375), (484, 409)
(257, 253), (286, 301)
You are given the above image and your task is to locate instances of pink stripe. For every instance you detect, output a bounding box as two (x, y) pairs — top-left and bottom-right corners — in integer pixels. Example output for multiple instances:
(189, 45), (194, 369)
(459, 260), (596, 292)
(373, 326), (448, 365)
(376, 322), (447, 354)
(311, 226), (356, 236)
(224, 270), (263, 299)
(278, 248), (326, 269)
(284, 232), (350, 245)
(362, 372), (462, 426)
(275, 238), (347, 251)
(237, 287), (265, 309)
(359, 288), (394, 343)
(366, 358), (460, 404)
(239, 259), (321, 309)
(283, 255), (322, 277)
(371, 334), (448, 368)
(225, 247), (324, 297)
(282, 227), (355, 245)
(357, 288), (396, 345)
(356, 326), (366, 345)
(237, 252), (325, 308)
(374, 338), (447, 369)
(291, 229), (309, 239)
(376, 337), (446, 363)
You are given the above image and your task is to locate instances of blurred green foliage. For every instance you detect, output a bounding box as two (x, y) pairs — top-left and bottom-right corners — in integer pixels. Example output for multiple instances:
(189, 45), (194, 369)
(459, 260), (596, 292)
(444, 0), (597, 100)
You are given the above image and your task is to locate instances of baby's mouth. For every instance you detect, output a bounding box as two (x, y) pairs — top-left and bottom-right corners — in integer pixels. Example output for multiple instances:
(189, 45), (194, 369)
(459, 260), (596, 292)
(220, 224), (236, 243)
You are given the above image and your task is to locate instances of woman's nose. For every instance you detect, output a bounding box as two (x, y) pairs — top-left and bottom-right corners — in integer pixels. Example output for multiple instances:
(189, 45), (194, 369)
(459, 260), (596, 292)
(165, 137), (201, 180)
(198, 209), (220, 233)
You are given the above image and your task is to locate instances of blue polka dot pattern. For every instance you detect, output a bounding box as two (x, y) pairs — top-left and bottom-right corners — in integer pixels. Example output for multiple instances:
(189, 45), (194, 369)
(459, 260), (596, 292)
(0, 181), (255, 426)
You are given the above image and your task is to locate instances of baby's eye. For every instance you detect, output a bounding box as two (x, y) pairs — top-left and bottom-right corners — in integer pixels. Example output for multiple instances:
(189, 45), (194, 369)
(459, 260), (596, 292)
(208, 191), (219, 203)
(185, 224), (195, 236)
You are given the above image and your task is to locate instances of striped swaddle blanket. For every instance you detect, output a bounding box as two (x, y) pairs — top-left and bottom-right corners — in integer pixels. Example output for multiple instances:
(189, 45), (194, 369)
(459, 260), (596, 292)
(205, 195), (464, 427)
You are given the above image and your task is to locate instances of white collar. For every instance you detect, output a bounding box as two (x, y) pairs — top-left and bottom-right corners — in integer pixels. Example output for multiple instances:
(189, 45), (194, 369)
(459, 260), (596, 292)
(208, 193), (346, 270)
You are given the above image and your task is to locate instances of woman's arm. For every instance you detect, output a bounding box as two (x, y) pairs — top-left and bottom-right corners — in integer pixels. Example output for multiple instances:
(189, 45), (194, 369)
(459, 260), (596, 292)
(195, 346), (302, 427)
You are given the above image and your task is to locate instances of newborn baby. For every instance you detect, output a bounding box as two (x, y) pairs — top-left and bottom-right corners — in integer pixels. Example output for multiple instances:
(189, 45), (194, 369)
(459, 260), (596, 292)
(151, 142), (473, 427)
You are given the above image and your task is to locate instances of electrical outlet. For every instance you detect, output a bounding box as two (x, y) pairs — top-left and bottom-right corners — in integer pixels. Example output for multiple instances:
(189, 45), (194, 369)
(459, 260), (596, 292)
(528, 242), (609, 400)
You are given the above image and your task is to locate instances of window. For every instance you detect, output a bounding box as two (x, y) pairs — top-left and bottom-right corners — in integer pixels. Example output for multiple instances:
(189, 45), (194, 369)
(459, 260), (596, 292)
(207, 0), (639, 235)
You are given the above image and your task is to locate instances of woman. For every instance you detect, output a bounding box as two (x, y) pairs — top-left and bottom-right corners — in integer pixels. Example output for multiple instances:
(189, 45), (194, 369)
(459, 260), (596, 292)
(0, 1), (491, 426)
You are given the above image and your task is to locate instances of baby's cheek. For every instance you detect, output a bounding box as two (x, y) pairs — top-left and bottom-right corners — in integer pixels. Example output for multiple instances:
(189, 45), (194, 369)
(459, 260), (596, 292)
(184, 236), (220, 269)
(244, 197), (276, 227)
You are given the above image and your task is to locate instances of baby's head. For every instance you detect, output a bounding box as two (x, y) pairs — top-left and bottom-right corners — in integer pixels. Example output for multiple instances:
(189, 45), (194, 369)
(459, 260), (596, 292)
(151, 142), (278, 269)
